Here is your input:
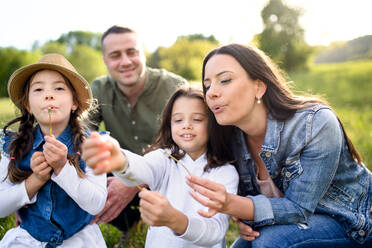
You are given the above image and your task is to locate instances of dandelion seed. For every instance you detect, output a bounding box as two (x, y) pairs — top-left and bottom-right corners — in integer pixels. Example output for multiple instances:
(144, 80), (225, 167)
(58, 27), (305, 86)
(163, 150), (191, 175)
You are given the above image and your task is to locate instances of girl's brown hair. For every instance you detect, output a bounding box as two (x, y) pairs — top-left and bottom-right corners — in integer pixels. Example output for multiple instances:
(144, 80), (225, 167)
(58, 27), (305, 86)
(3, 70), (87, 184)
(202, 44), (362, 163)
(148, 86), (234, 171)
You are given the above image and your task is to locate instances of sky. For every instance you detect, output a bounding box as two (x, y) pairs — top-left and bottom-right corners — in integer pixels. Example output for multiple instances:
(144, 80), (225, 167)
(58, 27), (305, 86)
(1, 0), (371, 52)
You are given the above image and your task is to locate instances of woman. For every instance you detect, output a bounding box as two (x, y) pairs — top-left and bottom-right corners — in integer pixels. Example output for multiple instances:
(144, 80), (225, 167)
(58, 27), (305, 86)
(186, 44), (372, 247)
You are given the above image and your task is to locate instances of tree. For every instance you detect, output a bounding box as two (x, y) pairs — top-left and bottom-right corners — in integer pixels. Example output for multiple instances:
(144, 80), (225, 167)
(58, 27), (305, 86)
(0, 48), (42, 97)
(37, 32), (106, 83)
(56, 31), (102, 52)
(147, 35), (219, 81)
(67, 45), (107, 84)
(41, 41), (67, 56)
(256, 0), (312, 71)
(176, 34), (218, 44)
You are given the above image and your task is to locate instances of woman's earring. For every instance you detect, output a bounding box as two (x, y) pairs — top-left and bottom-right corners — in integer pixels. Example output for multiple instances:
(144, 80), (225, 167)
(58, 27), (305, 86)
(257, 97), (261, 104)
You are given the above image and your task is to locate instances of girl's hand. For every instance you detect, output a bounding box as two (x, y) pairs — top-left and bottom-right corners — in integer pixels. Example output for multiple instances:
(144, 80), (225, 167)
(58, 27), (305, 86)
(43, 135), (68, 175)
(26, 151), (52, 199)
(30, 151), (52, 182)
(81, 132), (127, 174)
(186, 174), (230, 218)
(232, 217), (260, 241)
(139, 189), (188, 234)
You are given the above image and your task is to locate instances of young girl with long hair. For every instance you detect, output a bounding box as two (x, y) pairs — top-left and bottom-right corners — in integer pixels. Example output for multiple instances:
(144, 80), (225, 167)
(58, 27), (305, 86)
(0, 54), (107, 248)
(81, 86), (238, 248)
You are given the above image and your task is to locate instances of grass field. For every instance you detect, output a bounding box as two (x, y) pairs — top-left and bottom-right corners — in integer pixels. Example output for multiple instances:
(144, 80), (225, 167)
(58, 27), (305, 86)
(290, 60), (372, 168)
(0, 60), (371, 247)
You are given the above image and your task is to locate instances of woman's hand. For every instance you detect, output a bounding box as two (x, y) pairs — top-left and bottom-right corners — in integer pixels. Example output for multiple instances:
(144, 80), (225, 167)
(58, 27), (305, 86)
(186, 174), (230, 218)
(30, 151), (52, 182)
(43, 135), (67, 175)
(139, 188), (188, 235)
(81, 132), (127, 174)
(232, 217), (260, 241)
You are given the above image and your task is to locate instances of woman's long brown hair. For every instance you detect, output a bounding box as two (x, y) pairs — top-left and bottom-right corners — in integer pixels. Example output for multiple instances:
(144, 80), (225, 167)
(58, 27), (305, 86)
(202, 44), (362, 163)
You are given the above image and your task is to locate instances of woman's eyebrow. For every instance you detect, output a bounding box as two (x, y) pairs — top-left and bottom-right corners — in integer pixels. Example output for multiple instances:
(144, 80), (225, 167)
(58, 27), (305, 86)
(216, 70), (233, 77)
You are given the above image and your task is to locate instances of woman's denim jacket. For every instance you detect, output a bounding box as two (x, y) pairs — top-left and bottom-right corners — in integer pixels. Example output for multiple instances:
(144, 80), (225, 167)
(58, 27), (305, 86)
(1, 125), (93, 248)
(233, 104), (372, 244)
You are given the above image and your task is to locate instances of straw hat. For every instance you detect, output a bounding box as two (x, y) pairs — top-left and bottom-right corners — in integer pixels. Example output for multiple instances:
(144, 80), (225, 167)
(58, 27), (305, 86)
(7, 53), (92, 111)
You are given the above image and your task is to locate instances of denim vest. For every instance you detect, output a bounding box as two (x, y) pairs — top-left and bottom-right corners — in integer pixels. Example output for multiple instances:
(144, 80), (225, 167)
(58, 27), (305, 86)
(233, 104), (372, 244)
(2, 125), (94, 248)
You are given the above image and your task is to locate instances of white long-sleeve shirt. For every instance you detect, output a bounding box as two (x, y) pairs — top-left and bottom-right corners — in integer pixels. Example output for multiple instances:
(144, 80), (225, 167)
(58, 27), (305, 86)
(114, 149), (239, 248)
(0, 153), (107, 248)
(0, 155), (107, 217)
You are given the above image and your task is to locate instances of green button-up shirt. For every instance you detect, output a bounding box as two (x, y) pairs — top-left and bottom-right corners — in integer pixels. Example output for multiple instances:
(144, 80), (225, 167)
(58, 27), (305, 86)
(89, 67), (187, 154)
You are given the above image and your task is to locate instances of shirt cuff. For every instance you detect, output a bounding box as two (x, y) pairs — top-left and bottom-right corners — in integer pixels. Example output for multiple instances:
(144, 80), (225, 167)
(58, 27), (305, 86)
(112, 149), (140, 187)
(247, 194), (275, 226)
(176, 215), (203, 241)
(51, 161), (73, 181)
(20, 180), (37, 204)
(114, 152), (129, 174)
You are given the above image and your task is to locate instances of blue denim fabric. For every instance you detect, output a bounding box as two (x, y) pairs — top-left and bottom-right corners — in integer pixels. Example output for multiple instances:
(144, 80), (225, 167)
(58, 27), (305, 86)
(232, 104), (372, 244)
(231, 214), (372, 248)
(2, 125), (94, 247)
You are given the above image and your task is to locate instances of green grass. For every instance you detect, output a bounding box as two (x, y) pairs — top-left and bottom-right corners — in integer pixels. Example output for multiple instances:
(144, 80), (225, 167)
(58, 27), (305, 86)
(289, 60), (372, 168)
(0, 60), (371, 246)
(0, 98), (19, 129)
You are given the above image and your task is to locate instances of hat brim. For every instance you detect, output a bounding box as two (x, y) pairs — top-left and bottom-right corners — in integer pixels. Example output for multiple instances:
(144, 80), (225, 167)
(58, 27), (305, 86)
(8, 62), (92, 111)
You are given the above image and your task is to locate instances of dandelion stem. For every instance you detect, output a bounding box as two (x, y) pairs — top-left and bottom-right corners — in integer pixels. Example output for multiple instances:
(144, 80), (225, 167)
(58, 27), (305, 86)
(164, 151), (191, 175)
(127, 176), (143, 191)
(48, 107), (52, 136)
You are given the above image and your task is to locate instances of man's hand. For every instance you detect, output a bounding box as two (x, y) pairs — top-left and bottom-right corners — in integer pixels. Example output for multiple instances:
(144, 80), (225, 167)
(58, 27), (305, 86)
(14, 212), (21, 226)
(93, 177), (139, 224)
(233, 217), (260, 241)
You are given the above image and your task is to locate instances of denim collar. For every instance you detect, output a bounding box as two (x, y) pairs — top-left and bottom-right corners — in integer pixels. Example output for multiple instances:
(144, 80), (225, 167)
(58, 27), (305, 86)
(261, 116), (284, 153)
(33, 125), (72, 150)
(237, 115), (284, 160)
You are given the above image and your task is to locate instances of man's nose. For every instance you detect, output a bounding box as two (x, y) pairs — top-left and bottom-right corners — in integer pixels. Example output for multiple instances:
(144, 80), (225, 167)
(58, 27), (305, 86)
(120, 54), (132, 66)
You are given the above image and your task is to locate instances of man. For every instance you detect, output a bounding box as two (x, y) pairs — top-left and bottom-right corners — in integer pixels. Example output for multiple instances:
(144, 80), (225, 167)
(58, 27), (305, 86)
(88, 25), (187, 232)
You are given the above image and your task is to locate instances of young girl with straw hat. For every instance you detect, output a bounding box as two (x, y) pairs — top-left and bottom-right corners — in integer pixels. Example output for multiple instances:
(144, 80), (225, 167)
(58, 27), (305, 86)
(0, 54), (107, 248)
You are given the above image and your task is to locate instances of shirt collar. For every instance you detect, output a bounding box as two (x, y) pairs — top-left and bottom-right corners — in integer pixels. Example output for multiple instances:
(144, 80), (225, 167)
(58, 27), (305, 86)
(180, 152), (207, 175)
(261, 115), (283, 153)
(235, 115), (283, 159)
(108, 68), (151, 100)
(182, 152), (207, 163)
(33, 125), (72, 150)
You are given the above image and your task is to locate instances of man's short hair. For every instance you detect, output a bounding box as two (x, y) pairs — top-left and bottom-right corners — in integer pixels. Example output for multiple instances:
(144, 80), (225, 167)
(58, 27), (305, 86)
(101, 25), (136, 51)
